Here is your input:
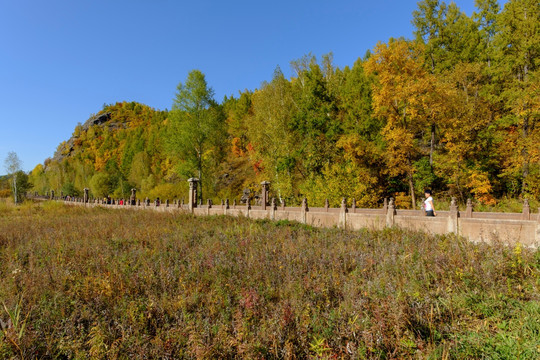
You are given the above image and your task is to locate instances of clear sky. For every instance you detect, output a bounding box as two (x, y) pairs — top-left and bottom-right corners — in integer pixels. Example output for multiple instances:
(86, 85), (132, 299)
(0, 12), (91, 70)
(0, 0), (505, 173)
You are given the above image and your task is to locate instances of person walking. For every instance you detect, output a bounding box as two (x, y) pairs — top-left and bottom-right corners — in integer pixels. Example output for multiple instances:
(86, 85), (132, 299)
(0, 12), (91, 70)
(424, 189), (436, 217)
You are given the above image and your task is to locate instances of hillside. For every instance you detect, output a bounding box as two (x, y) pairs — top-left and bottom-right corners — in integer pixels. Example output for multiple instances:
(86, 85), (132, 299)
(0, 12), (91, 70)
(30, 102), (178, 200)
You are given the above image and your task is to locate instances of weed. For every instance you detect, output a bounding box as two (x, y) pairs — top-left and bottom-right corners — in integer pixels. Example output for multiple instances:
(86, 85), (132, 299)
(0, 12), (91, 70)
(0, 203), (538, 358)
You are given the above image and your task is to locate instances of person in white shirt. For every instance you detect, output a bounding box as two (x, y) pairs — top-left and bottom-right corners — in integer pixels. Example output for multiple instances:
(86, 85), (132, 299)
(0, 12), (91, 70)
(424, 189), (436, 217)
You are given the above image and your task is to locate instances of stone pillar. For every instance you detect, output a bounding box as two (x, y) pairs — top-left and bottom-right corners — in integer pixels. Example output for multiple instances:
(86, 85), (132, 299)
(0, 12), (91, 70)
(301, 198), (308, 224)
(383, 198), (388, 214)
(339, 198), (348, 229)
(130, 188), (136, 205)
(83, 188), (89, 203)
(225, 199), (230, 210)
(187, 178), (199, 211)
(465, 198), (473, 218)
(324, 199), (329, 212)
(447, 197), (459, 234)
(246, 198), (251, 218)
(386, 198), (395, 227)
(270, 197), (277, 220)
(523, 199), (530, 220)
(352, 198), (356, 213)
(261, 181), (270, 210)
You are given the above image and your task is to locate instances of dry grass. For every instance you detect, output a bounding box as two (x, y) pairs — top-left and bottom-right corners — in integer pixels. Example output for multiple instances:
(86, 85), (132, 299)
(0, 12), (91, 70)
(0, 202), (539, 359)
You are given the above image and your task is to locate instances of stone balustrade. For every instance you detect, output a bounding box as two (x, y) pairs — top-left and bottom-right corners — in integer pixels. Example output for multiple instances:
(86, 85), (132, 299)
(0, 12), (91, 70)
(29, 181), (540, 248)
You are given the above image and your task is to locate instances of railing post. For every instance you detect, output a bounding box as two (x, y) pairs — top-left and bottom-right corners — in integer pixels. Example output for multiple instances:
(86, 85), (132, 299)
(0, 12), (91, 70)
(447, 197), (459, 234)
(383, 198), (388, 214)
(339, 198), (347, 229)
(270, 197), (277, 220)
(187, 178), (199, 212)
(261, 181), (270, 210)
(465, 198), (473, 218)
(301, 198), (308, 224)
(83, 188), (89, 204)
(386, 198), (395, 227)
(130, 188), (136, 205)
(523, 199), (530, 220)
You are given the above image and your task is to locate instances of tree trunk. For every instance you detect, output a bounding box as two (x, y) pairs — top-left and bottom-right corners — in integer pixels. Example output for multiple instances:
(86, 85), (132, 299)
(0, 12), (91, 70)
(521, 115), (529, 194)
(429, 123), (435, 166)
(198, 166), (202, 204)
(13, 174), (18, 204)
(408, 173), (416, 209)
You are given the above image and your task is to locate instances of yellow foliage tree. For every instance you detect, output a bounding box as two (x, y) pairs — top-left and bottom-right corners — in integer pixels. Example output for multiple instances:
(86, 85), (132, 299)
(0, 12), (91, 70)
(365, 39), (441, 207)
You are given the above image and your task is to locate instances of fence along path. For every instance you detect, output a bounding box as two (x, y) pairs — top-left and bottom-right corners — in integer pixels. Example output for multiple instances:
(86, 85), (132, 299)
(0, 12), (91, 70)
(37, 179), (540, 248)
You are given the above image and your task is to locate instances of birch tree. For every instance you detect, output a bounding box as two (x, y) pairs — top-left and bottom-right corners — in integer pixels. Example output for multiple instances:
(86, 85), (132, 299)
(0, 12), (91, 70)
(4, 151), (22, 204)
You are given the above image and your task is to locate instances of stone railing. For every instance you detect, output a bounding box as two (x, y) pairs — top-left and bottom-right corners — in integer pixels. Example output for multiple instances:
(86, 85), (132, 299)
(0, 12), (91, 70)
(33, 180), (540, 248)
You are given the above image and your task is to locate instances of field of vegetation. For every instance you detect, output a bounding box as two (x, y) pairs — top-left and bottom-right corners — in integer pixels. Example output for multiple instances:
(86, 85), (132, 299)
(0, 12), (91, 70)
(0, 202), (539, 359)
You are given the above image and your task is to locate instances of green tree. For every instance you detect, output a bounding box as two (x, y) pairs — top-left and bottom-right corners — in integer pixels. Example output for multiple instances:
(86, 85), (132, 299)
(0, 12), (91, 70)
(473, 0), (500, 68)
(246, 67), (299, 200)
(4, 151), (22, 203)
(495, 0), (540, 194)
(167, 70), (225, 203)
(414, 0), (481, 72)
(89, 172), (114, 198)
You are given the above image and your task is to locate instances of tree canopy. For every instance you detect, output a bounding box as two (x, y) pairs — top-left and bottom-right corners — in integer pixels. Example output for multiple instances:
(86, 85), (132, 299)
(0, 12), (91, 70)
(30, 0), (540, 207)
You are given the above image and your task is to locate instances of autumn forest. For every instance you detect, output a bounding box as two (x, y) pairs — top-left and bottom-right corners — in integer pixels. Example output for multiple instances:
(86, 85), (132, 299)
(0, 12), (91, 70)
(28, 0), (539, 208)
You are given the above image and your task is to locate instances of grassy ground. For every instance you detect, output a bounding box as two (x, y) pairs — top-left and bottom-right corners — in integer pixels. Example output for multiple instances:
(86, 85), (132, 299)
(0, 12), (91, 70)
(0, 202), (539, 359)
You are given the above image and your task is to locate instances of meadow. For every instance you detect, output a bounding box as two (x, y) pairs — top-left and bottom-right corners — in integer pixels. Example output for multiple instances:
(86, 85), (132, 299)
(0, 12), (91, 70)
(0, 201), (539, 359)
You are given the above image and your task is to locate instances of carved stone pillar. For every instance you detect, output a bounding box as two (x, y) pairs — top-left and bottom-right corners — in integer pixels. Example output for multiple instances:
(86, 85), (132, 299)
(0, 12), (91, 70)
(260, 181), (270, 210)
(187, 178), (199, 211)
(523, 199), (530, 220)
(339, 198), (347, 229)
(386, 198), (395, 227)
(465, 198), (473, 218)
(447, 197), (459, 234)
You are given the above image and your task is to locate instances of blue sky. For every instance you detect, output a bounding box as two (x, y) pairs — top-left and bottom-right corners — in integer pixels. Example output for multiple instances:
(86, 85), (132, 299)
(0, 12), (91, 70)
(0, 0), (504, 173)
